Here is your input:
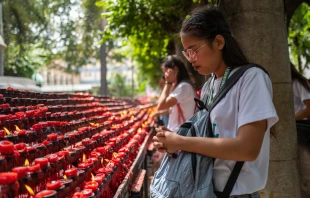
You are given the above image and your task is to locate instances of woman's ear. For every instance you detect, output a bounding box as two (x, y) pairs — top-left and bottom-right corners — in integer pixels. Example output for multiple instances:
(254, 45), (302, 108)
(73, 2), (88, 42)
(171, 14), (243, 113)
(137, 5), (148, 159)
(215, 35), (225, 50)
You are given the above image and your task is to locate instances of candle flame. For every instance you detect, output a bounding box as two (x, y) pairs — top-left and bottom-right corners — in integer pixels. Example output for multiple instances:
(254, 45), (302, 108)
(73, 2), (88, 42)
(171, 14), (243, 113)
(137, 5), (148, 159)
(138, 128), (142, 133)
(82, 153), (86, 162)
(89, 122), (99, 127)
(91, 173), (95, 181)
(101, 158), (103, 166)
(105, 159), (109, 163)
(131, 115), (134, 119)
(113, 152), (118, 158)
(63, 175), (67, 180)
(15, 125), (21, 131)
(24, 159), (29, 166)
(3, 127), (11, 135)
(112, 124), (116, 127)
(25, 184), (35, 195)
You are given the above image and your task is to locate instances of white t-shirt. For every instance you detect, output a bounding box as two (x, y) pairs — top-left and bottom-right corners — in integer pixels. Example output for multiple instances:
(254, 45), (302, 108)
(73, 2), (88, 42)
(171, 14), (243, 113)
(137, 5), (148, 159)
(167, 82), (196, 132)
(292, 79), (310, 114)
(202, 67), (278, 195)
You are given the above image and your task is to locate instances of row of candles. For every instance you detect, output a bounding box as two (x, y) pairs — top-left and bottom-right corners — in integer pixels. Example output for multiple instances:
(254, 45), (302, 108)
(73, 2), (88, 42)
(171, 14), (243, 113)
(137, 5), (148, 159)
(0, 88), (155, 197)
(0, 106), (154, 197)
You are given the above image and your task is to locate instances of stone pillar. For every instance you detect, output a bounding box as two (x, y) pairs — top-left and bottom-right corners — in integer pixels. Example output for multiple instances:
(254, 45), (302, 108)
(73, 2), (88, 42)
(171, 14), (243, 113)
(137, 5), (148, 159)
(219, 0), (301, 197)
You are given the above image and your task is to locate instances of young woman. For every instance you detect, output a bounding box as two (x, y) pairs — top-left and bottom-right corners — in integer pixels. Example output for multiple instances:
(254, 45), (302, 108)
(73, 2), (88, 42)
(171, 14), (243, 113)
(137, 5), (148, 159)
(154, 55), (196, 133)
(291, 63), (310, 120)
(153, 7), (278, 197)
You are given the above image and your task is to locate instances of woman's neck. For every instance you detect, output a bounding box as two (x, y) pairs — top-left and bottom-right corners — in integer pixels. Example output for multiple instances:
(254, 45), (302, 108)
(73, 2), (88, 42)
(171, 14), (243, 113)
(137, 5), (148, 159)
(214, 62), (228, 78)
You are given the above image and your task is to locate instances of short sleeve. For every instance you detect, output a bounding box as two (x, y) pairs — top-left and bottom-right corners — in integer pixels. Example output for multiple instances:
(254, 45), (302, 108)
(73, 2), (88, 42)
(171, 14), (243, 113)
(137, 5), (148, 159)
(169, 82), (193, 103)
(294, 80), (310, 102)
(238, 68), (279, 129)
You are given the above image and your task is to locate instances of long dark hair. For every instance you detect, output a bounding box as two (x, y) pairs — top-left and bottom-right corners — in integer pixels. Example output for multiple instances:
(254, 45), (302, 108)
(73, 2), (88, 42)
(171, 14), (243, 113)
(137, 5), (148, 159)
(180, 7), (249, 68)
(291, 63), (310, 92)
(161, 55), (192, 87)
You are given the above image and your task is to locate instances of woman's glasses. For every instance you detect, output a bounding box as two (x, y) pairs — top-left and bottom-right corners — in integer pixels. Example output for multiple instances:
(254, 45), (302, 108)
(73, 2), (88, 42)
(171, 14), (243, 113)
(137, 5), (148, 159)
(182, 43), (206, 62)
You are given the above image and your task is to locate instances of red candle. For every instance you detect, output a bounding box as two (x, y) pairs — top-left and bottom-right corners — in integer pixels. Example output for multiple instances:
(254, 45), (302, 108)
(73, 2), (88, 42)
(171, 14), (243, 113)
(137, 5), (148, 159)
(15, 112), (25, 119)
(46, 154), (58, 163)
(93, 176), (103, 183)
(90, 151), (101, 158)
(56, 152), (65, 161)
(47, 133), (58, 141)
(46, 180), (61, 190)
(35, 190), (57, 198)
(78, 162), (89, 169)
(65, 167), (78, 177)
(95, 147), (106, 155)
(0, 141), (14, 155)
(14, 143), (26, 153)
(12, 166), (28, 179)
(72, 192), (87, 198)
(26, 146), (37, 153)
(58, 150), (69, 157)
(0, 172), (18, 185)
(34, 158), (49, 168)
(81, 189), (94, 196)
(81, 138), (91, 146)
(28, 164), (40, 172)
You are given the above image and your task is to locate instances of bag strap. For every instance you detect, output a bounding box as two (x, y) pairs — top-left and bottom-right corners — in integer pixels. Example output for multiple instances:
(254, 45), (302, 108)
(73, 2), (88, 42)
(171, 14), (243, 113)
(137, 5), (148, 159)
(207, 64), (269, 112)
(176, 103), (186, 124)
(215, 161), (244, 197)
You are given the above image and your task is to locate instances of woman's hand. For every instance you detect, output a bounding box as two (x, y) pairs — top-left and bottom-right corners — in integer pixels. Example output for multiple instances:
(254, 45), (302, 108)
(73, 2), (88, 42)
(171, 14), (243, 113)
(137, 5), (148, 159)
(151, 111), (160, 118)
(164, 68), (176, 84)
(153, 126), (182, 154)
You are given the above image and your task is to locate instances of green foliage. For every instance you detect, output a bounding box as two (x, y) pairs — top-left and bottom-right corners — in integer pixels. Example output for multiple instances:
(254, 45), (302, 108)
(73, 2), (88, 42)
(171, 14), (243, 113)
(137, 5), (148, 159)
(5, 43), (51, 77)
(288, 2), (310, 73)
(97, 0), (199, 89)
(108, 73), (133, 97)
(1, 0), (103, 77)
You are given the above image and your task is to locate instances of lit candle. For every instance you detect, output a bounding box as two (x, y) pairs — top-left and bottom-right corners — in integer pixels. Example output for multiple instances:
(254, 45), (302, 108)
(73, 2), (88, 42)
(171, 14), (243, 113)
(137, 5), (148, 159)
(46, 180), (61, 190)
(12, 166), (28, 179)
(84, 180), (98, 192)
(65, 167), (78, 177)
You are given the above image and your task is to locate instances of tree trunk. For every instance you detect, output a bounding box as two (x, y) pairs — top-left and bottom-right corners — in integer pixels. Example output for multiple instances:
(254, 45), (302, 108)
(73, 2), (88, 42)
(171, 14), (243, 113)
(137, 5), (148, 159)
(99, 17), (108, 96)
(219, 0), (301, 197)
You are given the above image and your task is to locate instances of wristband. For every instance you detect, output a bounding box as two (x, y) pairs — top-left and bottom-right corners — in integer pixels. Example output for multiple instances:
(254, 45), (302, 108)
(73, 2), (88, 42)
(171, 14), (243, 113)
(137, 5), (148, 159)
(165, 82), (173, 85)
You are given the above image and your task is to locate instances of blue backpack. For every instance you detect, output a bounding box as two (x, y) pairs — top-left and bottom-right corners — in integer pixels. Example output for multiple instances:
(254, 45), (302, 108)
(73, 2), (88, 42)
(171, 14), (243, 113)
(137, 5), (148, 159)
(150, 64), (268, 198)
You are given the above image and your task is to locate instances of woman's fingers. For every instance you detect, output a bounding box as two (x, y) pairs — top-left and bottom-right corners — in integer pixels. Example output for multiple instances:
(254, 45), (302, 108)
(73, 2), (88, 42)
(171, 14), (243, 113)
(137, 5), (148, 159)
(153, 136), (159, 142)
(153, 141), (164, 148)
(156, 132), (165, 137)
(161, 126), (171, 132)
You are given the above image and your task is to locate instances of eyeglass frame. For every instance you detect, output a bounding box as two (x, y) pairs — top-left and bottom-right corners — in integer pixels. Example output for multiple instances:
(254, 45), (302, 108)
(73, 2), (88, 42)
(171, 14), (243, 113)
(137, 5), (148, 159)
(182, 43), (207, 62)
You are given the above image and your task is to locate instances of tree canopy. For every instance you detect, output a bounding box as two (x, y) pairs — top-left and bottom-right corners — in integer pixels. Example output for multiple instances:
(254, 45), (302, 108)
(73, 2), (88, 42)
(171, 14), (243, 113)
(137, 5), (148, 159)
(288, 2), (310, 73)
(1, 0), (102, 77)
(97, 0), (209, 89)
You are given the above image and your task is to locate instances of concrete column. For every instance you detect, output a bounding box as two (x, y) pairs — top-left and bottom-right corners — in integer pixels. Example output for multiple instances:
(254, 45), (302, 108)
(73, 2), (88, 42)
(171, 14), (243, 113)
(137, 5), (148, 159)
(219, 0), (301, 197)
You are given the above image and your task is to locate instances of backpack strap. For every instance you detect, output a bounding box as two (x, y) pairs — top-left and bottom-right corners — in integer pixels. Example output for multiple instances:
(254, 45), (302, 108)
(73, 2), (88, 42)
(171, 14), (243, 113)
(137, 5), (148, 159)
(176, 103), (186, 124)
(192, 64), (269, 197)
(207, 64), (269, 112)
(215, 161), (244, 198)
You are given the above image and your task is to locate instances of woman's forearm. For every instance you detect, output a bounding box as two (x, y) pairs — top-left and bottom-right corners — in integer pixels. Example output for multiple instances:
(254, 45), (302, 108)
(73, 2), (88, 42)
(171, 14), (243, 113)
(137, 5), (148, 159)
(178, 136), (259, 162)
(157, 84), (172, 110)
(295, 109), (310, 120)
